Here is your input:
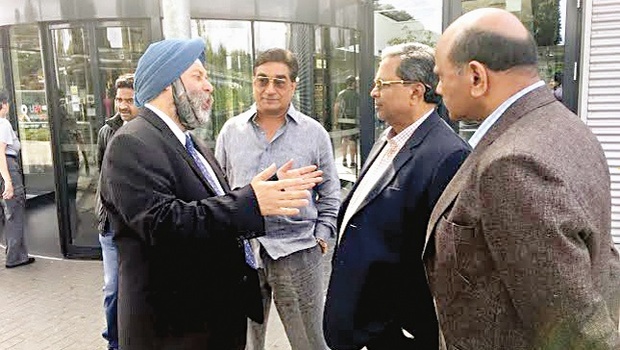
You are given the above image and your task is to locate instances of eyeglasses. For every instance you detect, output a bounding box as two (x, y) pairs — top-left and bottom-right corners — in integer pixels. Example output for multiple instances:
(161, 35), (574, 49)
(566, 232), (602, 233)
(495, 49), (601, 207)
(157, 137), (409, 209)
(253, 76), (289, 89)
(372, 79), (417, 90)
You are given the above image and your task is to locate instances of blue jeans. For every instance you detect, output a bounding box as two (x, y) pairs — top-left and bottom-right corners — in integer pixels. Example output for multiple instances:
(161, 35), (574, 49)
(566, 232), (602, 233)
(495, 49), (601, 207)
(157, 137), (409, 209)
(99, 232), (119, 350)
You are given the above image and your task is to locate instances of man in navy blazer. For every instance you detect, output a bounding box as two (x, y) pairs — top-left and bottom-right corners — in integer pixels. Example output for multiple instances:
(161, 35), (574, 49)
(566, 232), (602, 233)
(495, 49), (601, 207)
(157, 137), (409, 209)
(323, 42), (471, 350)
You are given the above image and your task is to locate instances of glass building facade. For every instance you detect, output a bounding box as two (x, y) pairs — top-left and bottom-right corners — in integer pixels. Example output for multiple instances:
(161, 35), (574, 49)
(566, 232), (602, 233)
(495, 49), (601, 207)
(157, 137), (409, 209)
(0, 0), (372, 258)
(0, 0), (582, 258)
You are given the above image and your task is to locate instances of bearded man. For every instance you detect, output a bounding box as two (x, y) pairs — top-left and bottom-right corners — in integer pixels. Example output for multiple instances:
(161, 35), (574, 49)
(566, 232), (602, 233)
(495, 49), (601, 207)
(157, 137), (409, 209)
(99, 38), (321, 350)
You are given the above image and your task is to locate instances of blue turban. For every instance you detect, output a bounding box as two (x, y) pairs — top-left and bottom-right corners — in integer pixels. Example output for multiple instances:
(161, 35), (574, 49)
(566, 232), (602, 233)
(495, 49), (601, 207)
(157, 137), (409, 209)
(134, 38), (206, 107)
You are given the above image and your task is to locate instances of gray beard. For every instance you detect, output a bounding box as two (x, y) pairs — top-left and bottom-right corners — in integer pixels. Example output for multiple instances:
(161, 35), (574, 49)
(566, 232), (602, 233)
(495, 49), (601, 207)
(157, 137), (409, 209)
(173, 82), (212, 130)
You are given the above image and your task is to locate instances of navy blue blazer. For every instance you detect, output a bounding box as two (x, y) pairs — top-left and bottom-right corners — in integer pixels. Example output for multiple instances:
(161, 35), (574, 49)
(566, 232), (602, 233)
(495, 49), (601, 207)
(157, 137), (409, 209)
(324, 111), (471, 349)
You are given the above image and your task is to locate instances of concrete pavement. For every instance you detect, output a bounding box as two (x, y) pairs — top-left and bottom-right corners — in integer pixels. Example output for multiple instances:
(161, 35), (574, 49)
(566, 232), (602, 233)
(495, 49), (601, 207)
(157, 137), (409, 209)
(0, 252), (291, 350)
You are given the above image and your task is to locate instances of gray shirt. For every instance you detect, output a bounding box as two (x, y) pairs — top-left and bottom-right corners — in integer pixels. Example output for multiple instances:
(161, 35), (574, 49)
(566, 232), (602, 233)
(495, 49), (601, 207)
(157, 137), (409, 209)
(0, 118), (21, 156)
(215, 104), (340, 260)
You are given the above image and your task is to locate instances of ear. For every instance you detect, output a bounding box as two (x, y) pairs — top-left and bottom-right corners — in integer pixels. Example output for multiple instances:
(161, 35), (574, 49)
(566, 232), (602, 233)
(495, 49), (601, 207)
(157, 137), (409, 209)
(468, 61), (488, 98)
(410, 83), (425, 104)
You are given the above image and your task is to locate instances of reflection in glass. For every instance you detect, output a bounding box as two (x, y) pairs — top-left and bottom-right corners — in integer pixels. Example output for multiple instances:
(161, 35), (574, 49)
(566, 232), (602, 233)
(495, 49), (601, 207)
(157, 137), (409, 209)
(10, 25), (55, 200)
(51, 26), (98, 247)
(49, 23), (149, 248)
(192, 20), (254, 147)
(96, 24), (148, 120)
(460, 0), (566, 140)
(326, 28), (360, 181)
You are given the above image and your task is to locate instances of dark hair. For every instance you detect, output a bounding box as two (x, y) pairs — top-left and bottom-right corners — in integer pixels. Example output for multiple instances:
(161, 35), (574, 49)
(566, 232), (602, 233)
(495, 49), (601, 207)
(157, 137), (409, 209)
(115, 73), (135, 90)
(553, 71), (563, 84)
(449, 29), (538, 71)
(254, 48), (299, 82)
(381, 42), (442, 104)
(0, 90), (8, 112)
(0, 90), (8, 104)
(346, 75), (356, 86)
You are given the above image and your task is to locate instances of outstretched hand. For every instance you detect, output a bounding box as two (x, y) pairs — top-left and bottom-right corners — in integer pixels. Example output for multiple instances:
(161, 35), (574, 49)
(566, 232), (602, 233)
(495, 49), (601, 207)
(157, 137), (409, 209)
(251, 164), (316, 216)
(276, 159), (323, 190)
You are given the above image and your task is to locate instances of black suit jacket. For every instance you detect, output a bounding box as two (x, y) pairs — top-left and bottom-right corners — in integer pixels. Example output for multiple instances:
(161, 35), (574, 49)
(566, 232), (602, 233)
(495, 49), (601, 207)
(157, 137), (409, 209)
(324, 112), (471, 349)
(100, 108), (264, 350)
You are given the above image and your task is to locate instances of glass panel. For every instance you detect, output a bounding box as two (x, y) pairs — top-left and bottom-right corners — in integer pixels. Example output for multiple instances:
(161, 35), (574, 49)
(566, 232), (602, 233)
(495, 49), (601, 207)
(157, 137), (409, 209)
(10, 26), (55, 200)
(327, 27), (361, 187)
(8, 25), (61, 257)
(50, 26), (98, 247)
(459, 0), (567, 140)
(96, 24), (148, 120)
(192, 19), (254, 148)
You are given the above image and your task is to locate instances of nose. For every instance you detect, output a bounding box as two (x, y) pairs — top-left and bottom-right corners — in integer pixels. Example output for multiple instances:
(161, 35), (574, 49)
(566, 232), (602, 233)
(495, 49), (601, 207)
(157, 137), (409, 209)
(264, 81), (277, 93)
(435, 81), (443, 96)
(370, 84), (380, 99)
(204, 79), (214, 93)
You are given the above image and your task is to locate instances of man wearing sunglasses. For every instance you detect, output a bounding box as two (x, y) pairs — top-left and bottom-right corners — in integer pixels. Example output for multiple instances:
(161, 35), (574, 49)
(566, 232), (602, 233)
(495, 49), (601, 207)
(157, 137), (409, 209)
(216, 48), (340, 350)
(324, 42), (471, 350)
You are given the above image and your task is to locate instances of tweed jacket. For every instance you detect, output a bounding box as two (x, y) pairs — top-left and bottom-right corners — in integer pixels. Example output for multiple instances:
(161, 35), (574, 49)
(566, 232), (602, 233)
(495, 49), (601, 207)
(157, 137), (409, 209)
(423, 86), (620, 350)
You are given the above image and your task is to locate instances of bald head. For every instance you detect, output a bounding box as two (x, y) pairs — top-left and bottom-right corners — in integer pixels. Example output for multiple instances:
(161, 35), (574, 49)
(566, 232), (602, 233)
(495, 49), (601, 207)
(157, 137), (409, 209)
(441, 8), (538, 72)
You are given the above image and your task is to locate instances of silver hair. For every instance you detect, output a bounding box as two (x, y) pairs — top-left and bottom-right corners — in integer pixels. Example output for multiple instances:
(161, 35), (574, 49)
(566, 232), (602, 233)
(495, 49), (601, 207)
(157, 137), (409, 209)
(380, 42), (441, 104)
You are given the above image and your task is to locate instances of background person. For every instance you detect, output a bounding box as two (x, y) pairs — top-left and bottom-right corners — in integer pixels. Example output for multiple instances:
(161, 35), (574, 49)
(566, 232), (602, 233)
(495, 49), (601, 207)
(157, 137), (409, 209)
(333, 75), (359, 168)
(95, 73), (139, 350)
(424, 8), (620, 349)
(0, 90), (35, 269)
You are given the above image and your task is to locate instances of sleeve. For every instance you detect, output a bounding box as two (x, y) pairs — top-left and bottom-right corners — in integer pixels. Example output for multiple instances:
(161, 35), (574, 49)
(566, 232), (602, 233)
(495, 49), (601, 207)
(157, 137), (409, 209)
(428, 146), (470, 209)
(100, 132), (264, 246)
(0, 120), (13, 146)
(313, 128), (341, 241)
(479, 154), (620, 348)
(214, 122), (228, 174)
(96, 126), (111, 171)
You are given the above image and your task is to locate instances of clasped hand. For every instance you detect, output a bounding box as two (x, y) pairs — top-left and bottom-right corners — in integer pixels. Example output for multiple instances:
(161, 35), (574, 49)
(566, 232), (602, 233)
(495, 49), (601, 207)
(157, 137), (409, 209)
(251, 160), (323, 216)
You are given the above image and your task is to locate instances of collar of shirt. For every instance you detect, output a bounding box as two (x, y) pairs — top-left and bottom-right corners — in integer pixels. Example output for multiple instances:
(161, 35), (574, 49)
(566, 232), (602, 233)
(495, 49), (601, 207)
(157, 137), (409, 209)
(468, 80), (545, 148)
(145, 103), (187, 146)
(382, 107), (435, 148)
(241, 103), (302, 125)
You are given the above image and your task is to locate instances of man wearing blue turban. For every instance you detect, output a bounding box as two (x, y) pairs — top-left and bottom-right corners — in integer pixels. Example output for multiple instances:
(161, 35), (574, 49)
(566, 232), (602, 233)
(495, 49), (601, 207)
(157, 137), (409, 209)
(99, 38), (322, 350)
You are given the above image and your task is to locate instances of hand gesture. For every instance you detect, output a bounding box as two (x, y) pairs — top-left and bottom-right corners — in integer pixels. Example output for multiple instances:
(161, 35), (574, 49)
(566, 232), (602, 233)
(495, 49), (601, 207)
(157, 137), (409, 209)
(251, 164), (316, 216)
(276, 160), (323, 191)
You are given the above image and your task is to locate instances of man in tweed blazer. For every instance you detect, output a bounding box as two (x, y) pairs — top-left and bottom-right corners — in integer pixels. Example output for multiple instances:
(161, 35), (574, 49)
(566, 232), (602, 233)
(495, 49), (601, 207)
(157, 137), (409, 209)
(423, 8), (620, 349)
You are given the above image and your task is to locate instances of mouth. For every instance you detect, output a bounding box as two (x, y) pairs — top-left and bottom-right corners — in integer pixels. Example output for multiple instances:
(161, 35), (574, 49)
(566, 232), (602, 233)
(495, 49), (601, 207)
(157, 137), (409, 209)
(202, 97), (212, 110)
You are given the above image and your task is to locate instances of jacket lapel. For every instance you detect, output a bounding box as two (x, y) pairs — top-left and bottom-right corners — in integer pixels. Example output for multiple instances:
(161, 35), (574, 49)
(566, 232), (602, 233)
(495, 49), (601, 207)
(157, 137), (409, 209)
(141, 110), (221, 195)
(345, 112), (441, 218)
(193, 136), (231, 192)
(422, 85), (558, 255)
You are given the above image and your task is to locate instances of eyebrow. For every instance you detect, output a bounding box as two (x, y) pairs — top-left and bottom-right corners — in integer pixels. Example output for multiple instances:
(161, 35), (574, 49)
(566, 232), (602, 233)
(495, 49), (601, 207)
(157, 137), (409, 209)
(256, 73), (288, 79)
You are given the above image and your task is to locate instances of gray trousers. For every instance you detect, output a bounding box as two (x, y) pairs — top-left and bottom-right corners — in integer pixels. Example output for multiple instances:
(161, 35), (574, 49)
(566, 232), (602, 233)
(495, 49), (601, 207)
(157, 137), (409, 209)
(246, 244), (329, 350)
(1, 156), (29, 266)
